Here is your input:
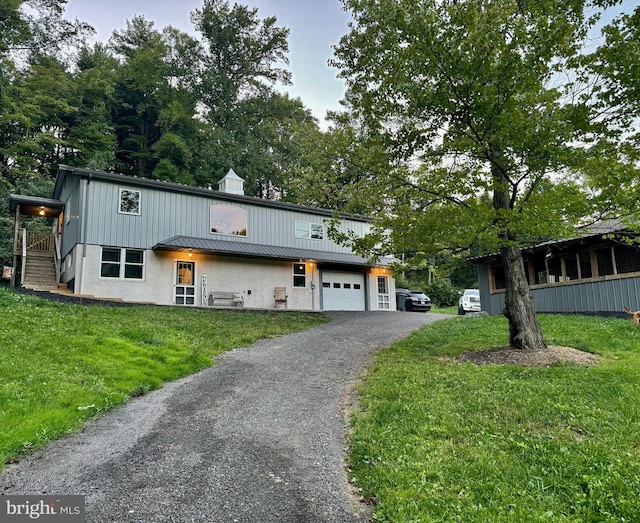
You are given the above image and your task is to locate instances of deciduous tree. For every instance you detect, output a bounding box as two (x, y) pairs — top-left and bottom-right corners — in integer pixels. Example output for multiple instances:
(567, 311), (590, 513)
(333, 0), (634, 349)
(190, 0), (313, 195)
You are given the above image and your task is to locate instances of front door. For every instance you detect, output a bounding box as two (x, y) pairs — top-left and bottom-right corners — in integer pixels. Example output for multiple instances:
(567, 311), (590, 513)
(175, 261), (196, 305)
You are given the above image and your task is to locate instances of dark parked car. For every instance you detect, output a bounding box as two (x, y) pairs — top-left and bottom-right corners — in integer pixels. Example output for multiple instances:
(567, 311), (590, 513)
(396, 288), (432, 312)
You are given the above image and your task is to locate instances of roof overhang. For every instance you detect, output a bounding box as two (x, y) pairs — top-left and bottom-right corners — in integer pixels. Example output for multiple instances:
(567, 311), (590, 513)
(9, 194), (64, 218)
(153, 236), (393, 267)
(470, 219), (638, 264)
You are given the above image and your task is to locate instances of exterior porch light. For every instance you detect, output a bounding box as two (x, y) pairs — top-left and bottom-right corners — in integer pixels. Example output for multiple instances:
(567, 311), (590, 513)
(38, 206), (45, 216)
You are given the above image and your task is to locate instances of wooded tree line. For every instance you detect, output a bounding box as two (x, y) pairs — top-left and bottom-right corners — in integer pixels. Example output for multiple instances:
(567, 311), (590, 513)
(1, 0), (334, 196)
(0, 0), (377, 266)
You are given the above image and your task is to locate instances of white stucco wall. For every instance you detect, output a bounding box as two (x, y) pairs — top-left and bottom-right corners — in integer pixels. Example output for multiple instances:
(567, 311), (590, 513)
(69, 244), (395, 311)
(72, 245), (321, 309)
(197, 255), (320, 310)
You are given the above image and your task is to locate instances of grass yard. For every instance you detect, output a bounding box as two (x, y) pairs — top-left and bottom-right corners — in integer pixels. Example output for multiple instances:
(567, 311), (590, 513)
(430, 306), (457, 315)
(0, 286), (327, 470)
(349, 314), (640, 522)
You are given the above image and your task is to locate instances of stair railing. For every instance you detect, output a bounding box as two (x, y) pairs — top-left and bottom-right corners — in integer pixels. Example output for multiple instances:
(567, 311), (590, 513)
(53, 234), (61, 285)
(16, 229), (59, 286)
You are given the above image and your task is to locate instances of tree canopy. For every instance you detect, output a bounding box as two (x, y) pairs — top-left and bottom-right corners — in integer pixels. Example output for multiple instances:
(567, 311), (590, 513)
(0, 0), (335, 266)
(332, 0), (639, 348)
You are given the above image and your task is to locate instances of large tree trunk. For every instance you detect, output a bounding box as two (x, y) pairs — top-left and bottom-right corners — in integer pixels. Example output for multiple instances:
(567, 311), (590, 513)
(501, 245), (547, 350)
(489, 141), (546, 350)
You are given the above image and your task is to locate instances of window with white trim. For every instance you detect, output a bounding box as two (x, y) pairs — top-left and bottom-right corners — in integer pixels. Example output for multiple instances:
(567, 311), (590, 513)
(119, 188), (141, 215)
(377, 276), (390, 310)
(101, 247), (144, 279)
(210, 205), (247, 236)
(295, 220), (324, 240)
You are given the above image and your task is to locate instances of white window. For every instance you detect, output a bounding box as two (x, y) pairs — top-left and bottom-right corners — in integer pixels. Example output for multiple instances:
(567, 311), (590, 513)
(101, 247), (144, 279)
(377, 276), (390, 310)
(295, 221), (309, 238)
(293, 263), (307, 287)
(119, 188), (141, 215)
(295, 220), (324, 240)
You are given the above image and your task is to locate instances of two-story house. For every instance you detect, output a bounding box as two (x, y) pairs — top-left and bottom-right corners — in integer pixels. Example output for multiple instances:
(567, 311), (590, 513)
(9, 166), (396, 311)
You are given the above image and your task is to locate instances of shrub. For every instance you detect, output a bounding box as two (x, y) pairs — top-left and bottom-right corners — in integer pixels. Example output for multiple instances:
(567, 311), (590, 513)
(423, 280), (460, 307)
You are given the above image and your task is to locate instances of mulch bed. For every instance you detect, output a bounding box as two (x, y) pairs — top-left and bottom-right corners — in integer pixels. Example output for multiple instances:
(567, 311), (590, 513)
(457, 345), (599, 367)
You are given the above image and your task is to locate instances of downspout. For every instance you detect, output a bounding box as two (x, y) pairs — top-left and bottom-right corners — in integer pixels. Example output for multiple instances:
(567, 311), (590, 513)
(78, 173), (92, 295)
(311, 265), (317, 311)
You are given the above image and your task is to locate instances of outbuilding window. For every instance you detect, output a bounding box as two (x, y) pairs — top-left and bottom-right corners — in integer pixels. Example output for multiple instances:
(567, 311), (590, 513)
(489, 242), (640, 293)
(615, 245), (640, 274)
(490, 265), (506, 291)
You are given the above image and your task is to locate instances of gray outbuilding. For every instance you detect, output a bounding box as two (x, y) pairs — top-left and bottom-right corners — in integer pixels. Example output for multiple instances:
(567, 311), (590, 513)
(474, 220), (640, 316)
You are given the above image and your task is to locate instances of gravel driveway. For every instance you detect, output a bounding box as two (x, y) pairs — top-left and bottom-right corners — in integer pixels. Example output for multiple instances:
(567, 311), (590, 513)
(1, 311), (446, 522)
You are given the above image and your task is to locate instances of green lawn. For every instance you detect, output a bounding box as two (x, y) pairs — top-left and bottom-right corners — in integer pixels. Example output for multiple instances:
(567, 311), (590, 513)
(349, 314), (640, 522)
(430, 305), (457, 315)
(0, 286), (327, 470)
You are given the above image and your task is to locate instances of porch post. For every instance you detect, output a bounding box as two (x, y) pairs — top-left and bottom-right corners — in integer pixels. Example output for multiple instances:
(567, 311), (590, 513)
(10, 204), (20, 287)
(20, 228), (26, 286)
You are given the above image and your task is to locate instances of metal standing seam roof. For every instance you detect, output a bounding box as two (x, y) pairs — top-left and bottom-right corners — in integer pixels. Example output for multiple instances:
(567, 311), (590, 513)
(153, 236), (393, 267)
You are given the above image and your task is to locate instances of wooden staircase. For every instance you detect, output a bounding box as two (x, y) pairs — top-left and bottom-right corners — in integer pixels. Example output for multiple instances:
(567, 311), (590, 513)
(22, 251), (58, 290)
(14, 230), (60, 290)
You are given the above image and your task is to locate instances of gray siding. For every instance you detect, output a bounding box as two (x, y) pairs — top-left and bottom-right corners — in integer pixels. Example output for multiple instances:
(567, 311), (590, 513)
(478, 264), (640, 315)
(59, 175), (82, 258)
(80, 178), (368, 254)
(532, 277), (640, 313)
(477, 264), (502, 314)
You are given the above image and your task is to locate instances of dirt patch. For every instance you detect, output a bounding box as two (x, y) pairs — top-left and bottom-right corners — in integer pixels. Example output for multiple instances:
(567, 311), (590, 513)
(457, 345), (599, 367)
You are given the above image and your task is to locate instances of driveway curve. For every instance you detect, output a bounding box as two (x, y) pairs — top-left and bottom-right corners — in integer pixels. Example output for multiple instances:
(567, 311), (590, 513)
(1, 311), (446, 522)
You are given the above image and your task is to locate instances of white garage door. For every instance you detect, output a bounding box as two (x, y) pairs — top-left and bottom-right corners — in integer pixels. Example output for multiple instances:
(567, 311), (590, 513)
(321, 271), (366, 311)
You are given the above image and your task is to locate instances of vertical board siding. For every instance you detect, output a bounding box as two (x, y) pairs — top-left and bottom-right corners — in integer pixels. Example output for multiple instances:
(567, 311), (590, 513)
(480, 268), (640, 315)
(81, 178), (368, 254)
(60, 177), (81, 258)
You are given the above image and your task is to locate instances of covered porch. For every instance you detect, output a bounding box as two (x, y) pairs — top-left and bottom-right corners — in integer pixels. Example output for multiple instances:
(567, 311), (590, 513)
(8, 194), (65, 289)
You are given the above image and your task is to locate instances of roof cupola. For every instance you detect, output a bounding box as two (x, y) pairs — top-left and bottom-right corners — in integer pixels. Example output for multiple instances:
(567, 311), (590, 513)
(217, 169), (245, 195)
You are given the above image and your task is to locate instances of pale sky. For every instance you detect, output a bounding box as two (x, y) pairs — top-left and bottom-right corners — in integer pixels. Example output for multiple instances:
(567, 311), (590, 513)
(63, 0), (351, 126)
(62, 0), (635, 128)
